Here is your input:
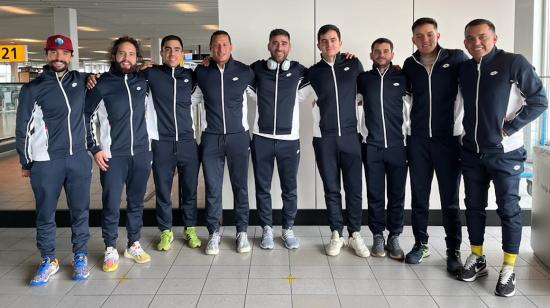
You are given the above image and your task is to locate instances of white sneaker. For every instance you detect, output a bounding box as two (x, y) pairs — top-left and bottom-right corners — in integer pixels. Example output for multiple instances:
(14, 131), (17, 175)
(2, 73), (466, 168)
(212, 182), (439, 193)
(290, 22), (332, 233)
(348, 232), (370, 258)
(205, 232), (221, 255)
(124, 241), (151, 263)
(326, 230), (345, 256)
(236, 231), (251, 253)
(260, 226), (274, 250)
(282, 228), (300, 249)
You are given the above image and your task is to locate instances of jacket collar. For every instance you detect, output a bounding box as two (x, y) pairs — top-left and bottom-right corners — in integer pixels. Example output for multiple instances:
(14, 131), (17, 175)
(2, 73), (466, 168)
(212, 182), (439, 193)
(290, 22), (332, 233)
(412, 44), (445, 63)
(321, 52), (344, 66)
(41, 65), (69, 80)
(108, 65), (139, 78)
(477, 46), (498, 64)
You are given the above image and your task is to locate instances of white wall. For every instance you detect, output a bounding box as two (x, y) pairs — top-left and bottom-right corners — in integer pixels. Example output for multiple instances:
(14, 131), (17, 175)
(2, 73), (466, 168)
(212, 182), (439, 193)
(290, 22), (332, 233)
(218, 0), (517, 211)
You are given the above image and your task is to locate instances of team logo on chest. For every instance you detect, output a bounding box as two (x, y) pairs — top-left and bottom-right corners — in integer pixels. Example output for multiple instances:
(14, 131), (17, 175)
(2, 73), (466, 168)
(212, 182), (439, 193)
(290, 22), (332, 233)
(71, 82), (77, 87)
(232, 77), (239, 81)
(286, 73), (292, 77)
(393, 83), (400, 86)
(442, 63), (450, 68)
(184, 79), (189, 83)
(490, 71), (499, 76)
(136, 86), (142, 91)
(344, 67), (350, 71)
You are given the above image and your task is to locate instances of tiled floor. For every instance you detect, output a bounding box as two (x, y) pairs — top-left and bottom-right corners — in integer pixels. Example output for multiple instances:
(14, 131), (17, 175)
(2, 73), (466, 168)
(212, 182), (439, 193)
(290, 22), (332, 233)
(0, 226), (547, 308)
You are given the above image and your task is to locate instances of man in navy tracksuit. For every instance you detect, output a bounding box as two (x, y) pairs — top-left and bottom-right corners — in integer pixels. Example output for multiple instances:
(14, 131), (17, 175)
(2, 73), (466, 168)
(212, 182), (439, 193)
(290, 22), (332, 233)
(143, 35), (201, 251)
(16, 35), (91, 285)
(85, 36), (152, 272)
(357, 38), (409, 261)
(300, 24), (369, 258)
(191, 30), (255, 255)
(458, 19), (547, 297)
(402, 17), (467, 273)
(250, 29), (306, 250)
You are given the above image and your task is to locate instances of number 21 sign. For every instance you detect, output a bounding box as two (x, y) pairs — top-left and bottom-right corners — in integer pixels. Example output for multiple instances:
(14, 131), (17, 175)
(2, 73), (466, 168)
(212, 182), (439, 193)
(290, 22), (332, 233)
(0, 45), (28, 62)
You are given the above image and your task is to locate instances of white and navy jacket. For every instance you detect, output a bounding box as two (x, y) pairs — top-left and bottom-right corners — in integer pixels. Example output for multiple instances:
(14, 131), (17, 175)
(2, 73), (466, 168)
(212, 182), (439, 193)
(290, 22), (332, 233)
(143, 64), (196, 141)
(357, 64), (411, 148)
(300, 53), (364, 137)
(459, 47), (548, 154)
(249, 59), (307, 140)
(192, 58), (255, 134)
(16, 68), (88, 170)
(85, 68), (150, 157)
(402, 45), (468, 138)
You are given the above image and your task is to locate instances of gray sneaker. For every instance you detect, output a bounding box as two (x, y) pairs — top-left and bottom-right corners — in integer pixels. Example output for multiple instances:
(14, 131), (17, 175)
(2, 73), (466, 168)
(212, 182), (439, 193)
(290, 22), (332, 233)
(260, 226), (274, 250)
(236, 232), (251, 253)
(371, 234), (386, 257)
(387, 235), (405, 261)
(282, 228), (299, 249)
(205, 232), (221, 255)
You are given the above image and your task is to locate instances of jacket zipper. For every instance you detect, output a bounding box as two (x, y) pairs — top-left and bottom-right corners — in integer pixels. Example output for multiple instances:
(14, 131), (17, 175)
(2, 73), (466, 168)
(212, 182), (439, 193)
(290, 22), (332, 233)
(474, 60), (482, 153)
(56, 73), (73, 155)
(378, 68), (388, 148)
(330, 64), (341, 136)
(273, 64), (280, 135)
(413, 49), (442, 138)
(172, 68), (179, 141)
(123, 74), (135, 156)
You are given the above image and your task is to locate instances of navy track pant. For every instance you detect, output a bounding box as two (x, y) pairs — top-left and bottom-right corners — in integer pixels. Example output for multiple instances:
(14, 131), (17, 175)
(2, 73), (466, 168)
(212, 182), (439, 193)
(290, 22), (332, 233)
(251, 134), (299, 229)
(407, 135), (462, 249)
(100, 151), (152, 247)
(313, 133), (363, 236)
(200, 131), (250, 234)
(31, 150), (92, 259)
(152, 139), (199, 231)
(362, 143), (407, 237)
(462, 147), (525, 254)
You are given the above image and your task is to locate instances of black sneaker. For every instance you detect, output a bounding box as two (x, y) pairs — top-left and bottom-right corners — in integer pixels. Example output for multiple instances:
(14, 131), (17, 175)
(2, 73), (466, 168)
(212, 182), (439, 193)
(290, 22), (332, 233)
(386, 235), (404, 260)
(405, 242), (430, 264)
(495, 268), (516, 297)
(446, 249), (463, 274)
(371, 234), (386, 257)
(459, 253), (488, 281)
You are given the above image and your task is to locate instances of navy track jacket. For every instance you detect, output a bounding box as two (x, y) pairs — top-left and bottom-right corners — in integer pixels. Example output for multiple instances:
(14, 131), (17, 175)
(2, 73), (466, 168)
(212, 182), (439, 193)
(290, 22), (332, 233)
(459, 47), (548, 154)
(300, 53), (364, 137)
(357, 64), (410, 148)
(143, 64), (196, 141)
(249, 59), (307, 140)
(192, 58), (255, 135)
(85, 68), (150, 157)
(402, 45), (468, 138)
(16, 69), (88, 170)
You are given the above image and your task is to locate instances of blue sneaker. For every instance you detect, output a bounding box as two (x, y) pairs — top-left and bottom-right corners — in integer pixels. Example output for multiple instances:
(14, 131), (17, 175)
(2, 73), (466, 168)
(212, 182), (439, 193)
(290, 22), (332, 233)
(30, 257), (59, 286)
(72, 253), (89, 281)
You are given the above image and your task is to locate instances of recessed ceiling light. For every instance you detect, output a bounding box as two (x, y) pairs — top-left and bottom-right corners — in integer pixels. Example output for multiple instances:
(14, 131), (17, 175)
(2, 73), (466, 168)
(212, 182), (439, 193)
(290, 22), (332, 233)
(143, 45), (151, 48)
(14, 38), (43, 43)
(0, 6), (36, 15)
(27, 51), (38, 54)
(174, 3), (199, 12)
(79, 57), (93, 60)
(203, 24), (218, 30)
(77, 26), (101, 32)
(92, 50), (109, 54)
(174, 2), (199, 13)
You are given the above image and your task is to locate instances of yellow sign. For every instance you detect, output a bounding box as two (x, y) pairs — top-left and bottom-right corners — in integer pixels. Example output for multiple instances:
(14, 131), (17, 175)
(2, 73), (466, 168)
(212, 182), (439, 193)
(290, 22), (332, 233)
(0, 45), (27, 62)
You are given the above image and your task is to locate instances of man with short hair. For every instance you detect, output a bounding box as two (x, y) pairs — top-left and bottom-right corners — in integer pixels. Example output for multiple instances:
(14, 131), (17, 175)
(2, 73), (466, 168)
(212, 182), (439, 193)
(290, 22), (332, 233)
(143, 35), (202, 251)
(402, 17), (467, 273)
(192, 30), (255, 255)
(249, 29), (306, 250)
(300, 24), (369, 258)
(357, 38), (409, 260)
(16, 34), (92, 285)
(458, 19), (547, 297)
(85, 36), (152, 272)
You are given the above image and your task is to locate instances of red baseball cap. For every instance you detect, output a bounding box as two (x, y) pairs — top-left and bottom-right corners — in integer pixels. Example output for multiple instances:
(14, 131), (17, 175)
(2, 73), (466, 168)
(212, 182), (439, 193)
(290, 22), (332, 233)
(45, 34), (74, 52)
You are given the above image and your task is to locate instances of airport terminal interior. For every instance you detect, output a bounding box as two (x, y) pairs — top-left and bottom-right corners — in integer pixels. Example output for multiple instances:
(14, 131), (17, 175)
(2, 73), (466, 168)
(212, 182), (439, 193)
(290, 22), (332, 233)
(1, 0), (550, 307)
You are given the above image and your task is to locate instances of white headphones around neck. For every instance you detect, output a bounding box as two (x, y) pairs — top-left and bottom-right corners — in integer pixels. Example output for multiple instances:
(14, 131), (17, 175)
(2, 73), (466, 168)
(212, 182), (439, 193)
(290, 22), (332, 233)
(267, 58), (291, 71)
